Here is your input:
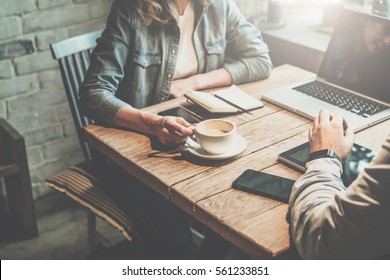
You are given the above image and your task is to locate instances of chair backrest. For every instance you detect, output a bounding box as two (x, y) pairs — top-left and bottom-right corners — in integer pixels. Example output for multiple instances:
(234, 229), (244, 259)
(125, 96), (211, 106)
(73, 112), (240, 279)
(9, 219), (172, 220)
(50, 30), (103, 160)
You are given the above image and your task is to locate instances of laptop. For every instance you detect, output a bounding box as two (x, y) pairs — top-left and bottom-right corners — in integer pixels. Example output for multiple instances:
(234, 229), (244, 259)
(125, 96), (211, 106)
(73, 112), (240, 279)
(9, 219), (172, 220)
(262, 9), (390, 132)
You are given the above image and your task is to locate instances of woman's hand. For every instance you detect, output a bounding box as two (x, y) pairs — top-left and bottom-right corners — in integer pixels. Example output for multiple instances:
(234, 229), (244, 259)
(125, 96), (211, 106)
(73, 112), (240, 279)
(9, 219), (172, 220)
(169, 76), (200, 99)
(169, 69), (232, 99)
(115, 106), (195, 145)
(155, 116), (195, 145)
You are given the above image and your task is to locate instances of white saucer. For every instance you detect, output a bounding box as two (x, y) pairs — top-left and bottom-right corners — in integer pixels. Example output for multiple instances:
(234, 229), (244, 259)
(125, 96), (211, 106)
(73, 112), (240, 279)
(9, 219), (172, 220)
(186, 134), (246, 160)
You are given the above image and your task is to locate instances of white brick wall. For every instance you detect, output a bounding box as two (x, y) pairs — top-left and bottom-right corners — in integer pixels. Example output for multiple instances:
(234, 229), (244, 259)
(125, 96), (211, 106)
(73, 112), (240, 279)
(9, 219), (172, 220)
(14, 51), (58, 74)
(0, 0), (36, 17)
(35, 29), (69, 51)
(0, 0), (112, 199)
(23, 5), (91, 32)
(37, 0), (72, 10)
(1, 74), (39, 99)
(0, 17), (23, 40)
(0, 60), (13, 78)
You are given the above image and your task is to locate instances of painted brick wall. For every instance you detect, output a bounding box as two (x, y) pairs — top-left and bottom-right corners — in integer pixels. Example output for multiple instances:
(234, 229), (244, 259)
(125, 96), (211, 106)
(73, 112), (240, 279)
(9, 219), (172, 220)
(0, 0), (113, 198)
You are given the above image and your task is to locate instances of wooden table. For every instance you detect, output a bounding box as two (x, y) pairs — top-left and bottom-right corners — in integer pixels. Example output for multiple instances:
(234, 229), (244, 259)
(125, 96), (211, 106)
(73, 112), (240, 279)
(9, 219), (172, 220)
(81, 64), (389, 259)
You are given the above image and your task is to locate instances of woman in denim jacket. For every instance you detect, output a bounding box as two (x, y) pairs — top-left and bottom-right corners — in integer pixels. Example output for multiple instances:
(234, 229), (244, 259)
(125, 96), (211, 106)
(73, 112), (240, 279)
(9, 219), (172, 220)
(80, 0), (272, 259)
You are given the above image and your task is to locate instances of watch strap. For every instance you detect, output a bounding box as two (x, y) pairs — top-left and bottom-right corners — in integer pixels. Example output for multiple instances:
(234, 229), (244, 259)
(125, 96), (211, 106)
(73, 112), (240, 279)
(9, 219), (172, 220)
(307, 149), (342, 163)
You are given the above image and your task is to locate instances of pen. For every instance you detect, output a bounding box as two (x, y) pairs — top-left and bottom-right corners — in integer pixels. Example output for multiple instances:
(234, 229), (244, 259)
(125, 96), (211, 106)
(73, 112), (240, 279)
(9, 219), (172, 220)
(214, 94), (253, 115)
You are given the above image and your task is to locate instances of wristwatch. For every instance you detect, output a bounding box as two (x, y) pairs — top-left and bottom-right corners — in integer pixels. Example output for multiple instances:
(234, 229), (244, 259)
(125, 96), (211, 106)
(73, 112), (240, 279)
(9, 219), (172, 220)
(307, 149), (342, 163)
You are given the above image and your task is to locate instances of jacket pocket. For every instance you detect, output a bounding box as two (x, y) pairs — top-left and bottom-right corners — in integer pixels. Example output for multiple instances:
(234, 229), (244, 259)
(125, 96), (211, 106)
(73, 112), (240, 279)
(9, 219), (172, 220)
(204, 38), (225, 71)
(130, 49), (162, 102)
(133, 49), (162, 67)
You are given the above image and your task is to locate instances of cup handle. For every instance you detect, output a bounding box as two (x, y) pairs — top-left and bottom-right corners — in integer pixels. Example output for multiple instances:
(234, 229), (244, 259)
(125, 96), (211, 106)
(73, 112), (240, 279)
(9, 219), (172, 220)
(188, 134), (198, 144)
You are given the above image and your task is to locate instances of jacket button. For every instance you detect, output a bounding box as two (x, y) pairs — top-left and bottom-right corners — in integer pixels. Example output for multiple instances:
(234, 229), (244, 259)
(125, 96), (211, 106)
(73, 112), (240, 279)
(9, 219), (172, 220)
(171, 49), (176, 54)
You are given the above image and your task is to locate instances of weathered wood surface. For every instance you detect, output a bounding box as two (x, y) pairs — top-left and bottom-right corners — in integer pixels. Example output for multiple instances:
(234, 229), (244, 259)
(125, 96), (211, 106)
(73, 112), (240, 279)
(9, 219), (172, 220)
(81, 65), (389, 258)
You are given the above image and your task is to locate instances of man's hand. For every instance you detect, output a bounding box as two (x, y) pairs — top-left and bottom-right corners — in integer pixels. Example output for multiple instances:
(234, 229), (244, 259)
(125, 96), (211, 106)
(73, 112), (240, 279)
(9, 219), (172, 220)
(309, 109), (355, 161)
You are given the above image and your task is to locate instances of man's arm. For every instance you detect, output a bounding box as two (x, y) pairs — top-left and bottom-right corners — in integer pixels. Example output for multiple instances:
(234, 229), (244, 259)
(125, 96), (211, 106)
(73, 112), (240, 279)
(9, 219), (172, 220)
(288, 137), (390, 259)
(288, 110), (390, 259)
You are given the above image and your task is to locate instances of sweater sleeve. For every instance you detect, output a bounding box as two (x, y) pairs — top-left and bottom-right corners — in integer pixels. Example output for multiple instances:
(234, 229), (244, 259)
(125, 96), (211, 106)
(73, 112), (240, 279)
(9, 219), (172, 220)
(288, 136), (390, 259)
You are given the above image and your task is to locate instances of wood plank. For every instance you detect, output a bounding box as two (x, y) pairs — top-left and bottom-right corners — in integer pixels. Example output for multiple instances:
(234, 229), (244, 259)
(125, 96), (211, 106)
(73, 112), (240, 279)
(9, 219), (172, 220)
(169, 131), (308, 258)
(194, 163), (301, 258)
(81, 65), (388, 258)
(0, 119), (23, 142)
(82, 108), (309, 198)
(197, 190), (289, 258)
(0, 164), (20, 177)
(0, 119), (38, 238)
(192, 122), (390, 257)
(170, 120), (310, 214)
(354, 120), (390, 152)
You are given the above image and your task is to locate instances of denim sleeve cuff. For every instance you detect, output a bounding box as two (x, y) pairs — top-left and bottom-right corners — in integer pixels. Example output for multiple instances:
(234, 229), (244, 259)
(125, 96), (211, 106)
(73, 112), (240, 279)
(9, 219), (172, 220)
(223, 53), (272, 85)
(223, 62), (247, 84)
(99, 97), (129, 126)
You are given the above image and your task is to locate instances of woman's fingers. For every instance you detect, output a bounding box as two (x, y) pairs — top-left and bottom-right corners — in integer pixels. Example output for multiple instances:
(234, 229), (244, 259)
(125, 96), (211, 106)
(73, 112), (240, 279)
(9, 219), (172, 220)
(163, 117), (194, 137)
(158, 116), (195, 144)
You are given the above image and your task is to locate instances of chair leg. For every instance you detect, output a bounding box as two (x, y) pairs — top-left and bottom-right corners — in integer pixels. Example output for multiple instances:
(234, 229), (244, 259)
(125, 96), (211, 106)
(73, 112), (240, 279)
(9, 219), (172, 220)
(87, 210), (97, 251)
(87, 210), (113, 251)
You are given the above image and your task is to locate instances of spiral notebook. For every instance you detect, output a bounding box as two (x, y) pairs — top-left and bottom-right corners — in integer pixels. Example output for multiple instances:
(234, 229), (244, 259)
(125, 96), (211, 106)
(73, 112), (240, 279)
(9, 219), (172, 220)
(185, 85), (263, 113)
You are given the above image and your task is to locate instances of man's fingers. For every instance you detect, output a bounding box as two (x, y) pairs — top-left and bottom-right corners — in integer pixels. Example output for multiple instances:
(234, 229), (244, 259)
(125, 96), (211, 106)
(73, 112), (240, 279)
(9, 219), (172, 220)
(318, 109), (330, 125)
(331, 112), (344, 127)
(342, 116), (350, 131)
(344, 127), (355, 143)
(313, 116), (319, 128)
(309, 127), (313, 139)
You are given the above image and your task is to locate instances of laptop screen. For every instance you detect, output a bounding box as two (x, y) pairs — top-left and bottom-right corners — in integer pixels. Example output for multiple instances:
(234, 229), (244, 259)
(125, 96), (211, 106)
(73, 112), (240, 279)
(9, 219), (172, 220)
(318, 10), (390, 103)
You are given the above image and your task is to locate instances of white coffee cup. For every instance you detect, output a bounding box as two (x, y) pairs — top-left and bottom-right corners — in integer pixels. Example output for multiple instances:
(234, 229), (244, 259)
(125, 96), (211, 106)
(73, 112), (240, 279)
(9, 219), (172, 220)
(192, 119), (236, 155)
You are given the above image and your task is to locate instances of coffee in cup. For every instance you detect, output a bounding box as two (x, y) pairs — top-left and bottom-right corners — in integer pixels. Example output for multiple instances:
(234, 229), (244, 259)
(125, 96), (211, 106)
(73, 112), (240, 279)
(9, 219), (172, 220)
(192, 119), (236, 155)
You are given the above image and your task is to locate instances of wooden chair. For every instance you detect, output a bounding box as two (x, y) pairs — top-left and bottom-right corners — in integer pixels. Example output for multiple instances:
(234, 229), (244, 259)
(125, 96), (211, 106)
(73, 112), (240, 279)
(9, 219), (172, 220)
(0, 118), (38, 240)
(47, 30), (135, 250)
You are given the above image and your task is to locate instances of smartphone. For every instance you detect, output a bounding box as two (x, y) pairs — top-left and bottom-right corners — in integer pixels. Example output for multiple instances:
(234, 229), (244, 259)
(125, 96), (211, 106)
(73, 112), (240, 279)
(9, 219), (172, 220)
(232, 169), (295, 203)
(157, 107), (203, 123)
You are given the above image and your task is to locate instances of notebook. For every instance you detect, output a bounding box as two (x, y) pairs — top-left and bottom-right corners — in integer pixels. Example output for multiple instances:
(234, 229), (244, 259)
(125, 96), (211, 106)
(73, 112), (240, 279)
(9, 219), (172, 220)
(261, 9), (390, 132)
(185, 85), (263, 113)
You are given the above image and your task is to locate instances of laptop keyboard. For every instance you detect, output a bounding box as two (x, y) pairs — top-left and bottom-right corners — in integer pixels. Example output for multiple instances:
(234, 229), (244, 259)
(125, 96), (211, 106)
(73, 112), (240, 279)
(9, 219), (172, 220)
(293, 81), (388, 118)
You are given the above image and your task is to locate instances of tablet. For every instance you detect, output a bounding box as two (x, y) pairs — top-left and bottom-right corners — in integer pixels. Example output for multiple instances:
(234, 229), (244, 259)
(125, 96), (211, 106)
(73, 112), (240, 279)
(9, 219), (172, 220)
(157, 107), (203, 123)
(278, 142), (376, 186)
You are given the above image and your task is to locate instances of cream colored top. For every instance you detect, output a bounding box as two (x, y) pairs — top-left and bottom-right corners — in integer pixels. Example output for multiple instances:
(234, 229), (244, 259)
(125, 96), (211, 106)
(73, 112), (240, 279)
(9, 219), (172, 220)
(173, 0), (198, 80)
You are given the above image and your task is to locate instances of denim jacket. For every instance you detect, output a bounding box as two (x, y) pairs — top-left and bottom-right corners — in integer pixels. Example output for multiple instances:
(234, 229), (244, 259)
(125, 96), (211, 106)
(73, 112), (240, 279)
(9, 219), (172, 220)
(79, 0), (272, 126)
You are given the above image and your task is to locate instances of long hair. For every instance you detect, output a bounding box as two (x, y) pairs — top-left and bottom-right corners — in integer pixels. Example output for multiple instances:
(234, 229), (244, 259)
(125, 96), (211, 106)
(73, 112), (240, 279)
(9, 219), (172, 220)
(136, 0), (211, 26)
